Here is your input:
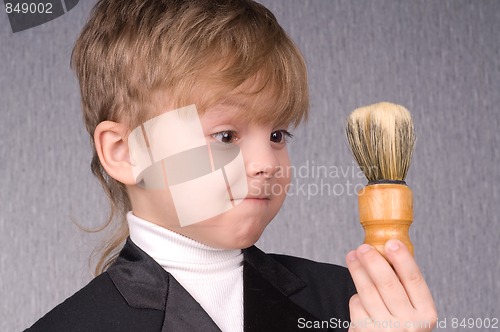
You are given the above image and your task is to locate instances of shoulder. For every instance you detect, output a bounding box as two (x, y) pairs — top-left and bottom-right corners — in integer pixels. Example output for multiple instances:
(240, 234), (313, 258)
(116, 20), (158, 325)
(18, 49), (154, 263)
(268, 252), (356, 322)
(25, 272), (164, 332)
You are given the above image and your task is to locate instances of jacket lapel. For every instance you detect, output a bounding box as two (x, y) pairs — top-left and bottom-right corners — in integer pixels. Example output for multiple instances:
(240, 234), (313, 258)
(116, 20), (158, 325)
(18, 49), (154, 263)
(162, 276), (221, 331)
(107, 238), (221, 332)
(243, 246), (329, 332)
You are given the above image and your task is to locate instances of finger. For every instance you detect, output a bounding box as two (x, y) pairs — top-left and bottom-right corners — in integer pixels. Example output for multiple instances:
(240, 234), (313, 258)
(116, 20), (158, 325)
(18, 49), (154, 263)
(384, 239), (436, 311)
(354, 244), (414, 317)
(346, 249), (389, 318)
(348, 294), (371, 332)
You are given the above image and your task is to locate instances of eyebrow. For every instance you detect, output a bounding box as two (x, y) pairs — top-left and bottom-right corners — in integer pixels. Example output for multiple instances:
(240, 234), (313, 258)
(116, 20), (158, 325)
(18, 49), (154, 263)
(200, 105), (240, 127)
(218, 96), (248, 111)
(204, 93), (288, 128)
(204, 99), (246, 118)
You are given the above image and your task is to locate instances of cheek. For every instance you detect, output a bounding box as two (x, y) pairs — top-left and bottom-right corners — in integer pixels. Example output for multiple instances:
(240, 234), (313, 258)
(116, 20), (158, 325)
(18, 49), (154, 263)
(273, 173), (291, 199)
(276, 155), (292, 193)
(277, 146), (291, 168)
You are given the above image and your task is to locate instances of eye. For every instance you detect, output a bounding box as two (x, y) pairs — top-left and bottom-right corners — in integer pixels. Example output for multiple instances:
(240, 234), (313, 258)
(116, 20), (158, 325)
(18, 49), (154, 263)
(270, 130), (293, 144)
(211, 130), (239, 144)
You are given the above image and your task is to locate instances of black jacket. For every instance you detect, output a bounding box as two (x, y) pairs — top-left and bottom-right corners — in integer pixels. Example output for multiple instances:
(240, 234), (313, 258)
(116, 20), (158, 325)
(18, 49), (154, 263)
(26, 238), (356, 331)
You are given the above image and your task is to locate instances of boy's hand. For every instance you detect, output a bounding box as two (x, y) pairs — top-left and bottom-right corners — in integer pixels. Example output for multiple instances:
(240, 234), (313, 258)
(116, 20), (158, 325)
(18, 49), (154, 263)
(346, 240), (437, 332)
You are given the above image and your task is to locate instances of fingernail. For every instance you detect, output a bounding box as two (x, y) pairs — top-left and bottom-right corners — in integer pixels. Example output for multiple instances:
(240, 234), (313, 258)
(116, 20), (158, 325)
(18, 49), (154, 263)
(347, 251), (357, 262)
(386, 239), (400, 252)
(358, 244), (372, 254)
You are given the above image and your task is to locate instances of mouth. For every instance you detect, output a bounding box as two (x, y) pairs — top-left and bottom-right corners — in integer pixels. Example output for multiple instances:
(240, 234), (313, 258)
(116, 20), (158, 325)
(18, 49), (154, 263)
(231, 196), (271, 204)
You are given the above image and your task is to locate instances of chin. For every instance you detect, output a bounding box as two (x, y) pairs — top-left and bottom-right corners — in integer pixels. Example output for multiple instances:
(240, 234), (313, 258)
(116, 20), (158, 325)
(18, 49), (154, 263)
(179, 202), (280, 249)
(229, 230), (264, 249)
(212, 215), (269, 249)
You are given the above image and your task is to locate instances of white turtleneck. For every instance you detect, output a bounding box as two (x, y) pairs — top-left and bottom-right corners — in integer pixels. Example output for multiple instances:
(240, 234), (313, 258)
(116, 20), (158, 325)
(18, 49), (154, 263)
(127, 212), (244, 332)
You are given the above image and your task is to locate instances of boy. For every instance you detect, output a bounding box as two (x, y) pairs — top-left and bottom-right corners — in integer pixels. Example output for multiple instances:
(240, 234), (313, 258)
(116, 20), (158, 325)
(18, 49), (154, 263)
(27, 0), (437, 331)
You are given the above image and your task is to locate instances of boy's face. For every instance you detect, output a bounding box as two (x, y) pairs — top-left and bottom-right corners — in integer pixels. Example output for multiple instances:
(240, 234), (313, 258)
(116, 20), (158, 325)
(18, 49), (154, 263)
(127, 92), (292, 249)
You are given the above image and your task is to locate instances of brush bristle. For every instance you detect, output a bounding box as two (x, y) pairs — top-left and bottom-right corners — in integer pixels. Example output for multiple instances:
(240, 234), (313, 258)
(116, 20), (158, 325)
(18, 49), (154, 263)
(346, 102), (415, 182)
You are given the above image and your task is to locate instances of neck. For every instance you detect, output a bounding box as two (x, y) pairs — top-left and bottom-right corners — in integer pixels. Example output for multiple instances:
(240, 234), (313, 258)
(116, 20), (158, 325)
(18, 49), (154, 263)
(127, 212), (243, 278)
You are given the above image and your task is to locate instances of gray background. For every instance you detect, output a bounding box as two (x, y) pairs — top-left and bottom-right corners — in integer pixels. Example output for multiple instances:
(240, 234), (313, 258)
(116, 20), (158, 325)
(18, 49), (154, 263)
(1, 0), (499, 331)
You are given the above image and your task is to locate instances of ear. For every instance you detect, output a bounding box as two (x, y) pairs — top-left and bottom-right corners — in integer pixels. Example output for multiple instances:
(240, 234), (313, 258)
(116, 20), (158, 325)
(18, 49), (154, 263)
(94, 121), (136, 185)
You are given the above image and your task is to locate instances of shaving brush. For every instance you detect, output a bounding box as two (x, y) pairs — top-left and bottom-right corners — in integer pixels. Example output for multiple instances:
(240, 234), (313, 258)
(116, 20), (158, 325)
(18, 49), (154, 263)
(346, 102), (415, 257)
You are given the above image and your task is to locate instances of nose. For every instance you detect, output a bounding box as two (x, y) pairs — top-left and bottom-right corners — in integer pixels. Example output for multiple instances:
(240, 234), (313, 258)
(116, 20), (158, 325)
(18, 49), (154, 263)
(243, 142), (281, 179)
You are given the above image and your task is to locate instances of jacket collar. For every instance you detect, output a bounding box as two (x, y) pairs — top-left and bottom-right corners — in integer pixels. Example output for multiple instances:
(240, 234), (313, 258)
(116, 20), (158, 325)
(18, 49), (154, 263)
(107, 237), (325, 331)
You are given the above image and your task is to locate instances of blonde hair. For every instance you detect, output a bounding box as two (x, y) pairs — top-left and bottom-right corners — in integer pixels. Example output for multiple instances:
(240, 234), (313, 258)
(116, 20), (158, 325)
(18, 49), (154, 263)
(71, 0), (309, 275)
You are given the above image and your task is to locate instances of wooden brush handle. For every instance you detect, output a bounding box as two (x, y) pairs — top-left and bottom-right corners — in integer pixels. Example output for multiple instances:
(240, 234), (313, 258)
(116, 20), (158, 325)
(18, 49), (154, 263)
(358, 183), (414, 258)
